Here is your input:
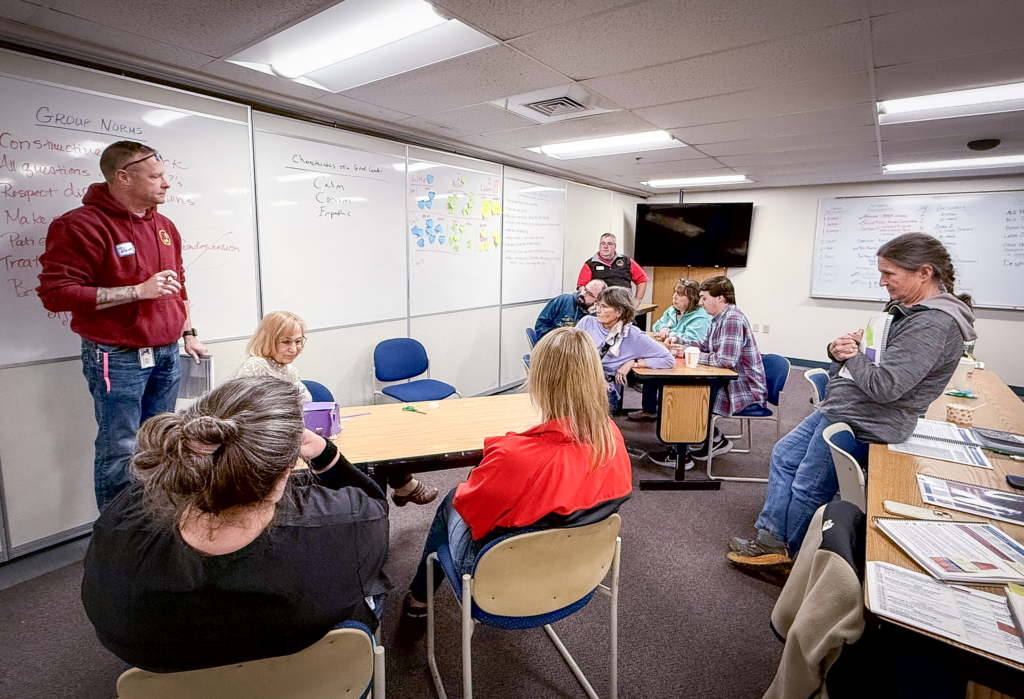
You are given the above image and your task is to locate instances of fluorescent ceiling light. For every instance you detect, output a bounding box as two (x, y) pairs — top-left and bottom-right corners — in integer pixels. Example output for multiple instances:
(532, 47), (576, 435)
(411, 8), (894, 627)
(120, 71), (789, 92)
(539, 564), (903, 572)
(529, 131), (685, 160)
(878, 82), (1024, 124)
(883, 155), (1024, 174)
(642, 175), (751, 188)
(227, 0), (496, 92)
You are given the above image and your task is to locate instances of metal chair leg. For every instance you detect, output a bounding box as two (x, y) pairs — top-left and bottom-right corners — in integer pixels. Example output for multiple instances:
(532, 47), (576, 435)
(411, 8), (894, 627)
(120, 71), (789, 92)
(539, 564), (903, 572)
(610, 538), (620, 699)
(707, 415), (769, 483)
(426, 553), (447, 699)
(373, 645), (385, 699)
(462, 574), (473, 699)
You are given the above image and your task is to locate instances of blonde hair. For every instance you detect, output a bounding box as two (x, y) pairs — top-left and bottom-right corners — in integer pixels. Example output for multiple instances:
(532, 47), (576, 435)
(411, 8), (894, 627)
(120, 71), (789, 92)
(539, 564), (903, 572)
(528, 327), (617, 469)
(246, 311), (306, 359)
(131, 376), (303, 519)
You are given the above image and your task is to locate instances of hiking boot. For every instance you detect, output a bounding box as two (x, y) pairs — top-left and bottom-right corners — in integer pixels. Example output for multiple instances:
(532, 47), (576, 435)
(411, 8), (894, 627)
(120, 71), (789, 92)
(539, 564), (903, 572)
(727, 530), (791, 569)
(691, 434), (732, 461)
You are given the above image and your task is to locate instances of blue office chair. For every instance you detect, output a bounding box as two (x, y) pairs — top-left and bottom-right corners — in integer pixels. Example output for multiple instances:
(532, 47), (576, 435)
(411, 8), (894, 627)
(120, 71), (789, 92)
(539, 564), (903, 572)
(523, 354), (531, 374)
(707, 354), (791, 483)
(302, 379), (335, 403)
(372, 338), (460, 404)
(525, 327), (539, 348)
(804, 368), (829, 406)
(426, 515), (621, 699)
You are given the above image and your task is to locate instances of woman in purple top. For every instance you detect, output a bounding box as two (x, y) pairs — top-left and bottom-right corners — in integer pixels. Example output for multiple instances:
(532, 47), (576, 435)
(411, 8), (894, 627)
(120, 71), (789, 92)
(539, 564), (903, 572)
(577, 286), (675, 411)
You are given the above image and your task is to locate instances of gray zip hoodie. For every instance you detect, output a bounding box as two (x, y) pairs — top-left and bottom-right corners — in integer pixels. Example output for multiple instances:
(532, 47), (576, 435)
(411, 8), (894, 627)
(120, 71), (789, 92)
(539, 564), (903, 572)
(817, 293), (976, 444)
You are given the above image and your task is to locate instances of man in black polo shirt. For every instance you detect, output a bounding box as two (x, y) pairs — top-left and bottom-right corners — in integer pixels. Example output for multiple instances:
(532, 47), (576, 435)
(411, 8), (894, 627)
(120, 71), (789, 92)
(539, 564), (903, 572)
(576, 233), (648, 304)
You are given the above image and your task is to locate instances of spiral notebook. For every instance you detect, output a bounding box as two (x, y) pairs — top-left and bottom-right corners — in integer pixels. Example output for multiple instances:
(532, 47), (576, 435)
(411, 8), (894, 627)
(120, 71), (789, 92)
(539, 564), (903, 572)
(890, 419), (993, 469)
(917, 474), (1024, 527)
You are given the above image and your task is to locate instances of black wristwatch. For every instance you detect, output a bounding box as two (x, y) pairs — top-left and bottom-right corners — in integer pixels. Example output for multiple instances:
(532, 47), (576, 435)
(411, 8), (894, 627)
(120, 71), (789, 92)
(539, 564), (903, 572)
(182, 328), (198, 338)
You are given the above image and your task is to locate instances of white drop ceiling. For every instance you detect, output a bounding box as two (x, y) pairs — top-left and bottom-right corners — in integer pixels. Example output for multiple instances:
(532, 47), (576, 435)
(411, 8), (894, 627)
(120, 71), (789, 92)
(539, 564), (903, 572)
(1, 0), (1023, 196)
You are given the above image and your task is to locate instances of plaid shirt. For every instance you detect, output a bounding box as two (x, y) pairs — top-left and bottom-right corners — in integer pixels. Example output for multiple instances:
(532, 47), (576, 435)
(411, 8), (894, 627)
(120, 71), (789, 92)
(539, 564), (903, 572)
(694, 304), (766, 416)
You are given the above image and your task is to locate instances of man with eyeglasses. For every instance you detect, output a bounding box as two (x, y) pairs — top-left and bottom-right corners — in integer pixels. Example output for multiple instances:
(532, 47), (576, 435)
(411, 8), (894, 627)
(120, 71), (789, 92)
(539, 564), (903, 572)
(38, 140), (207, 511)
(576, 233), (648, 304)
(534, 279), (607, 341)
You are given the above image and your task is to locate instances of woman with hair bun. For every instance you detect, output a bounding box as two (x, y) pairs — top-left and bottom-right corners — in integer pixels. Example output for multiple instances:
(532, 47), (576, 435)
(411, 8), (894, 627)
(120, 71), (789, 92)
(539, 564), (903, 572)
(82, 375), (390, 673)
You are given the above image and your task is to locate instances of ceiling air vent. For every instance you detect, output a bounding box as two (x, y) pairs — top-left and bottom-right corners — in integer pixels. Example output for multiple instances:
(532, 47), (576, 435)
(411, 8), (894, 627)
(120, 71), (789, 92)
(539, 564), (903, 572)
(494, 85), (620, 124)
(524, 96), (590, 118)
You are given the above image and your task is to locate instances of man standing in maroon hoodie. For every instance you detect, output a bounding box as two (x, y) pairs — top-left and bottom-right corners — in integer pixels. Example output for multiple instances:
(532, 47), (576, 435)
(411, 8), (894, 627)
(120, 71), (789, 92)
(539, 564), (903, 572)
(37, 141), (207, 511)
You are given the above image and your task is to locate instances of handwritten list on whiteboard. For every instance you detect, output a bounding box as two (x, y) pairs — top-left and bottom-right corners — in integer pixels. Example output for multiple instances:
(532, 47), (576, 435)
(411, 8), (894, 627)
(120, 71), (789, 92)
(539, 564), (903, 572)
(811, 192), (1024, 310)
(501, 178), (565, 305)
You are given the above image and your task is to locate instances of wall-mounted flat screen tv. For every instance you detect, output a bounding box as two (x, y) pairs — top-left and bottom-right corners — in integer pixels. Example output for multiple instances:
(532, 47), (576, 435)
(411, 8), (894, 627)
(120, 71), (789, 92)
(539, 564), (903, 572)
(634, 203), (753, 268)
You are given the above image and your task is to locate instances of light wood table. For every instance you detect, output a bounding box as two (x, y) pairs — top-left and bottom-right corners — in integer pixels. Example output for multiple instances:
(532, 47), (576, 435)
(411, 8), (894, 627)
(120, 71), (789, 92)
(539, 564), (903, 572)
(632, 362), (738, 490)
(635, 302), (657, 331)
(332, 393), (541, 481)
(866, 369), (1024, 696)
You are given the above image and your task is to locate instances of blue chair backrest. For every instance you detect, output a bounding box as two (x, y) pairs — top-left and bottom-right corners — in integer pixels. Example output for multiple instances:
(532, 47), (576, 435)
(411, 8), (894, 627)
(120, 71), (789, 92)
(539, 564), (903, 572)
(302, 379), (334, 402)
(808, 371), (829, 403)
(526, 327), (539, 347)
(374, 338), (429, 382)
(762, 354), (791, 406)
(523, 354), (531, 368)
(828, 425), (869, 469)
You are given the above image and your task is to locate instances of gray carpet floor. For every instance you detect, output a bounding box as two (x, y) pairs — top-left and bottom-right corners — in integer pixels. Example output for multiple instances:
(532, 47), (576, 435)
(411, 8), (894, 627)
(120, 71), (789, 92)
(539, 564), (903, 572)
(0, 366), (821, 699)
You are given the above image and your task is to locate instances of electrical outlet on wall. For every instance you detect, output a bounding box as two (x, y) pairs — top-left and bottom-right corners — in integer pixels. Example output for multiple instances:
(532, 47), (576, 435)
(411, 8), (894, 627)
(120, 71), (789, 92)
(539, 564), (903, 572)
(752, 323), (760, 332)
(763, 324), (770, 334)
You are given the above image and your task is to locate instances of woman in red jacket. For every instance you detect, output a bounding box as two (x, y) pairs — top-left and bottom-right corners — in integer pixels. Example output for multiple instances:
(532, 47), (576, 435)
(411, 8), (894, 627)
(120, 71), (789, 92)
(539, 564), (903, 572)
(404, 326), (633, 617)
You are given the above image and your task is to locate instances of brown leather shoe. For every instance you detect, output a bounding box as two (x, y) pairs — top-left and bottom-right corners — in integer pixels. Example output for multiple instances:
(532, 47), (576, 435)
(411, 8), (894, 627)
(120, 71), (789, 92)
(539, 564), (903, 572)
(391, 480), (439, 507)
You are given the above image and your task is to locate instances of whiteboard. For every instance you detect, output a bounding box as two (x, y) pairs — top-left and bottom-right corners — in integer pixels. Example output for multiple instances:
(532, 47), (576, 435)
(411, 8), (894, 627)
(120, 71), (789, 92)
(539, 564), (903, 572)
(253, 125), (407, 330)
(811, 192), (1024, 309)
(0, 72), (258, 367)
(407, 150), (502, 316)
(501, 174), (565, 304)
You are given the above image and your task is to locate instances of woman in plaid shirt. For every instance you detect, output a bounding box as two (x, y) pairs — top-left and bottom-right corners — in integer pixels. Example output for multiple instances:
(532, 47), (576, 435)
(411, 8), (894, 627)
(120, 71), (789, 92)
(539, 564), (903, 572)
(667, 276), (767, 460)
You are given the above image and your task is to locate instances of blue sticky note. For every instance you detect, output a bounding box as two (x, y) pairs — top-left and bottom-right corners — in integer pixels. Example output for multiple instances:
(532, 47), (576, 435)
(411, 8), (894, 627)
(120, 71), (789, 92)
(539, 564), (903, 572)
(434, 224), (442, 234)
(427, 191), (435, 200)
(416, 238), (425, 247)
(438, 235), (445, 244)
(427, 174), (434, 184)
(411, 225), (423, 237)
(425, 219), (433, 229)
(428, 234), (436, 243)
(417, 200), (425, 209)
(424, 199), (432, 209)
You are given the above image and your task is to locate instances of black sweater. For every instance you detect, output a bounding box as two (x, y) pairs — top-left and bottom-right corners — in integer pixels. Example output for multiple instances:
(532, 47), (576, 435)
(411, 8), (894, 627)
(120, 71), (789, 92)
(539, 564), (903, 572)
(81, 456), (389, 673)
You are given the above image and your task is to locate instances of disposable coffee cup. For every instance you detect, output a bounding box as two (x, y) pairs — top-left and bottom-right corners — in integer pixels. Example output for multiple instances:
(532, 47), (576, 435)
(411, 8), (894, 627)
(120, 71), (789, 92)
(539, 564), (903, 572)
(684, 346), (700, 368)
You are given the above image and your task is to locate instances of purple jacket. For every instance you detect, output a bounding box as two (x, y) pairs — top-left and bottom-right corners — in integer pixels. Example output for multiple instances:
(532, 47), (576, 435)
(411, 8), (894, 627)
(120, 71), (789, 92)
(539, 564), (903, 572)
(577, 316), (675, 375)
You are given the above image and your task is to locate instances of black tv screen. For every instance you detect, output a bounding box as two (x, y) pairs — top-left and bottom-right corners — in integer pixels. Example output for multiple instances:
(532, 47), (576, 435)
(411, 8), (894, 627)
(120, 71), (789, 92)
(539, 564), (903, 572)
(633, 203), (753, 267)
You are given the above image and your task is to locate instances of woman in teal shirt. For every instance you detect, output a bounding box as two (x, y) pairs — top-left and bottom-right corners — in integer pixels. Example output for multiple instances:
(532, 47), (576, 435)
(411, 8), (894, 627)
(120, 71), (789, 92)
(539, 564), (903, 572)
(630, 279), (712, 423)
(651, 279), (712, 343)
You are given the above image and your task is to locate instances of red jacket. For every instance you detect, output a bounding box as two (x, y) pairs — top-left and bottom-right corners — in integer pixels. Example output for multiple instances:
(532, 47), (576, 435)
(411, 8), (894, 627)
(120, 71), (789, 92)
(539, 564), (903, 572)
(37, 183), (188, 348)
(453, 418), (632, 540)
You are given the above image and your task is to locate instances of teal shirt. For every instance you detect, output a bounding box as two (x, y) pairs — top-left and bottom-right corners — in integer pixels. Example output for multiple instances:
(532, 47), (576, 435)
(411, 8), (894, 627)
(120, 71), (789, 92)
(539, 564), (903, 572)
(652, 306), (712, 343)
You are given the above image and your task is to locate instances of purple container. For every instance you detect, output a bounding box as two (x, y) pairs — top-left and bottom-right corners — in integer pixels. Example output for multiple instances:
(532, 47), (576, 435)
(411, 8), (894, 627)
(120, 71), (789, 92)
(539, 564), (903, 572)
(303, 401), (341, 437)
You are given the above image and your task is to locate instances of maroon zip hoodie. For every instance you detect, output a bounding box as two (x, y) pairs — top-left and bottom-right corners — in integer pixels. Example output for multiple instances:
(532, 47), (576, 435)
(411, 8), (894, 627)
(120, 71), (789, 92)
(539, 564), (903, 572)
(37, 183), (188, 348)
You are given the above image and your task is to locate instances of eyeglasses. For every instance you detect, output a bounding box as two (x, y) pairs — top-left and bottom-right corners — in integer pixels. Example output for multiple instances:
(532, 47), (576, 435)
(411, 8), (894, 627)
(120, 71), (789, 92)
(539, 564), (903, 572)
(278, 337), (306, 349)
(120, 151), (164, 169)
(677, 279), (699, 287)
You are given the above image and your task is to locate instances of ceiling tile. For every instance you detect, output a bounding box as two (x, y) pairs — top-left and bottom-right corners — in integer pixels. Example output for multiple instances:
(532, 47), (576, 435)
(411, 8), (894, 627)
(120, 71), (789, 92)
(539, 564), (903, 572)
(311, 93), (413, 123)
(509, 0), (859, 81)
(581, 22), (865, 109)
(868, 0), (943, 16)
(880, 111), (1024, 142)
(874, 47), (1024, 100)
(47, 0), (333, 57)
(564, 147), (710, 171)
(617, 160), (733, 177)
(341, 46), (568, 117)
(634, 72), (871, 129)
(396, 116), (474, 141)
(881, 130), (1024, 156)
(430, 0), (633, 41)
(196, 59), (334, 101)
(717, 142), (881, 166)
(685, 125), (877, 156)
(670, 104), (875, 145)
(745, 156), (882, 176)
(23, 8), (214, 69)
(483, 110), (658, 147)
(871, 0), (1024, 68)
(423, 102), (540, 133)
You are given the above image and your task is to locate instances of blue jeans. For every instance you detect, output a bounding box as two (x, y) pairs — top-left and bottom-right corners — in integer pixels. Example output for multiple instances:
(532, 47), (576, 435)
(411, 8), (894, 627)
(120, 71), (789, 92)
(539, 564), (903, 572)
(410, 488), (482, 602)
(754, 410), (866, 554)
(81, 340), (180, 511)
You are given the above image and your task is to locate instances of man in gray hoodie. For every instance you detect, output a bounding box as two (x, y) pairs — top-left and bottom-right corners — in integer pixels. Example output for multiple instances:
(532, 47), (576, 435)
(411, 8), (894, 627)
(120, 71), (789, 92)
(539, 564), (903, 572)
(729, 233), (977, 569)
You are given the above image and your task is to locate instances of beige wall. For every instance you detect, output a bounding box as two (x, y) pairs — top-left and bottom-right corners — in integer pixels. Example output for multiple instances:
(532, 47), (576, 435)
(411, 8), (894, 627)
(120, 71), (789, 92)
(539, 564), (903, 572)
(648, 174), (1024, 386)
